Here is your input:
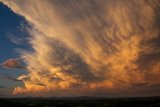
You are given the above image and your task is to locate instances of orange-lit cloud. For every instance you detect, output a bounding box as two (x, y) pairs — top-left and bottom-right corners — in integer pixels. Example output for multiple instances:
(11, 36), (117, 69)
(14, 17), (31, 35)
(0, 0), (160, 97)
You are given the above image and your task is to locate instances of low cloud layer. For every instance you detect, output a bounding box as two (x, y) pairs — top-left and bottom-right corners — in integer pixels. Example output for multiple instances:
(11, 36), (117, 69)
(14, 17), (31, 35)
(0, 0), (160, 97)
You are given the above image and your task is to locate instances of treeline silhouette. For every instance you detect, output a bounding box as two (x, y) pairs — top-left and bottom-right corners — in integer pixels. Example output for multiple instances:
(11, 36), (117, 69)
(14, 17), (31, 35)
(0, 96), (160, 107)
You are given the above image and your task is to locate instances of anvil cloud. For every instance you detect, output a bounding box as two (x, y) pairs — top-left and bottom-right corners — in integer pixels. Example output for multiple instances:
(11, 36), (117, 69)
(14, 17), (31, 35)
(1, 0), (160, 97)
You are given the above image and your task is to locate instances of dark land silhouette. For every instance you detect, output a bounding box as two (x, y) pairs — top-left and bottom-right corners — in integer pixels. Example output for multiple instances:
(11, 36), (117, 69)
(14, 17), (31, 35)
(0, 96), (160, 107)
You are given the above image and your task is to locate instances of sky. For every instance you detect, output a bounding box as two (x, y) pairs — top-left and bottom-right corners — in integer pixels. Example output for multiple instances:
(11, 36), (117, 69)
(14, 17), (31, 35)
(0, 0), (160, 97)
(0, 3), (28, 97)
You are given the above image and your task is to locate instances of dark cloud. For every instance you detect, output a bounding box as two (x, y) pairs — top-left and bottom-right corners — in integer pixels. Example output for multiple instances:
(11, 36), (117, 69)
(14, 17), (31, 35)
(35, 83), (46, 86)
(133, 82), (149, 87)
(44, 38), (103, 82)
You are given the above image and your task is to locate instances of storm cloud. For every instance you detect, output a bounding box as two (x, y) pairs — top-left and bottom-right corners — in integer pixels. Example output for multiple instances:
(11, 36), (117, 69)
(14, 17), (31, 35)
(0, 0), (160, 97)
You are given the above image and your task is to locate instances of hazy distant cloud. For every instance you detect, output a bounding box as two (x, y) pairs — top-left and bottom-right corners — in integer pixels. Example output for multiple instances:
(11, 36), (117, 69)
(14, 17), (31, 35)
(0, 0), (160, 97)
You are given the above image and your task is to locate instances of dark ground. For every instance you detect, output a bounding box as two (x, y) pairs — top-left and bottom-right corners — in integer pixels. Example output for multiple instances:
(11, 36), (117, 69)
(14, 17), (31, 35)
(0, 96), (160, 107)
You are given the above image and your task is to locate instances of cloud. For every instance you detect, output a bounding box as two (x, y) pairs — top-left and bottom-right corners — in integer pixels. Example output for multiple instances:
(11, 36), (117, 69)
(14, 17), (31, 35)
(1, 58), (25, 69)
(133, 82), (149, 87)
(7, 35), (26, 45)
(7, 21), (29, 45)
(0, 74), (22, 82)
(4, 75), (22, 82)
(0, 0), (160, 96)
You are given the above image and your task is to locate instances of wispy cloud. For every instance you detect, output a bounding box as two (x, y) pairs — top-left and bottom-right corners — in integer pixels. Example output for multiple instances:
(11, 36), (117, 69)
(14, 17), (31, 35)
(4, 75), (22, 82)
(7, 35), (26, 45)
(0, 74), (22, 82)
(0, 0), (160, 97)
